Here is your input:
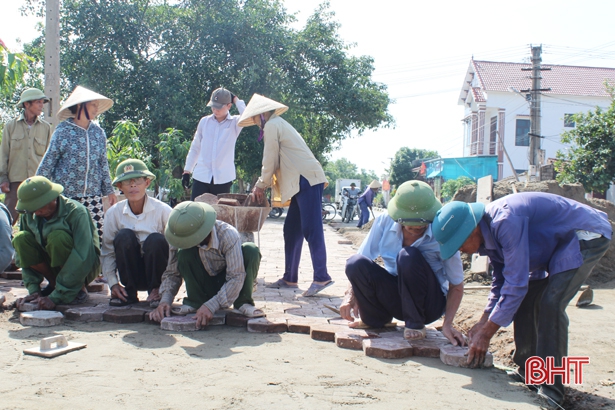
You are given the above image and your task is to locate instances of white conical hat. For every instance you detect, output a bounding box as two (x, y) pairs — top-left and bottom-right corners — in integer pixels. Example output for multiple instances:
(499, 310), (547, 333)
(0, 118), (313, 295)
(369, 180), (382, 189)
(237, 93), (288, 127)
(57, 86), (114, 121)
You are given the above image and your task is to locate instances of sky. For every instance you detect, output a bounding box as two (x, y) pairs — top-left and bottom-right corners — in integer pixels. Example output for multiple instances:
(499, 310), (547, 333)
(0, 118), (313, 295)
(3, 0), (615, 178)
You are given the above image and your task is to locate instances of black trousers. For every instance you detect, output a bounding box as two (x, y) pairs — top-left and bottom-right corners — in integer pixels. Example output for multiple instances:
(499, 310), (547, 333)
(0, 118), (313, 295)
(114, 229), (169, 299)
(512, 236), (610, 404)
(345, 247), (446, 329)
(191, 178), (233, 200)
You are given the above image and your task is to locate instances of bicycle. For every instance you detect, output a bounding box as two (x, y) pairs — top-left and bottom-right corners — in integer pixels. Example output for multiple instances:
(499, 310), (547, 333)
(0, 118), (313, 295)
(321, 202), (337, 222)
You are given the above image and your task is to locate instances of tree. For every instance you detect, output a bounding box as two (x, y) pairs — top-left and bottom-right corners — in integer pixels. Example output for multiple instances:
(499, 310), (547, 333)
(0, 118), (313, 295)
(323, 158), (377, 197)
(556, 97), (615, 195)
(22, 0), (392, 187)
(0, 40), (36, 124)
(389, 147), (439, 187)
(441, 176), (476, 202)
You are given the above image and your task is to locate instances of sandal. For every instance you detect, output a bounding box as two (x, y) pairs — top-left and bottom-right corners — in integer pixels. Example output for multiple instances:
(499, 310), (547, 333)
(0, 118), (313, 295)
(171, 305), (197, 316)
(403, 327), (427, 340)
(302, 280), (335, 297)
(266, 278), (298, 289)
(237, 303), (265, 318)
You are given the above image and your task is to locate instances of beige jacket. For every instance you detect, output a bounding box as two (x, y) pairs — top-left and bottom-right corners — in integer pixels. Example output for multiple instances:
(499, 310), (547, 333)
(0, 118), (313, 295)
(0, 114), (51, 185)
(255, 115), (327, 205)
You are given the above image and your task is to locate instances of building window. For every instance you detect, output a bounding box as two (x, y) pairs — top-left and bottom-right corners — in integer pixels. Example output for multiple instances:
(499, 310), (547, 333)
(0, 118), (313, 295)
(489, 116), (497, 155)
(564, 114), (575, 128)
(515, 119), (530, 146)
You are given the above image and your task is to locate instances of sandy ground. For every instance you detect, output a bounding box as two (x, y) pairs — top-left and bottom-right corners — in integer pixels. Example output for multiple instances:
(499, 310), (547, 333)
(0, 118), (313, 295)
(1, 213), (614, 409)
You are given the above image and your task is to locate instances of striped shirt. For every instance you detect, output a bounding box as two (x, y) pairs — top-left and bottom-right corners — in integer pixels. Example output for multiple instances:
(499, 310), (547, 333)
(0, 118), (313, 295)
(159, 220), (246, 313)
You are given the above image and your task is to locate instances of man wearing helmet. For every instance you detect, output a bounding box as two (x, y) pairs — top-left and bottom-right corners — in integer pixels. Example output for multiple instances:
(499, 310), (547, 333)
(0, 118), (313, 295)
(341, 181), (466, 346)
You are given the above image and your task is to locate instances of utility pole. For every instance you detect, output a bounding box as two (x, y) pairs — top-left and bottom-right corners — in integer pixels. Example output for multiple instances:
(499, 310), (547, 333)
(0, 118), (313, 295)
(44, 0), (60, 131)
(521, 45), (550, 177)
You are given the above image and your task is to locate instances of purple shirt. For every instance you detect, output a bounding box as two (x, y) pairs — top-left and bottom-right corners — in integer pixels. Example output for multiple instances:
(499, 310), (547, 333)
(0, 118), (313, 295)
(358, 187), (375, 207)
(478, 192), (611, 327)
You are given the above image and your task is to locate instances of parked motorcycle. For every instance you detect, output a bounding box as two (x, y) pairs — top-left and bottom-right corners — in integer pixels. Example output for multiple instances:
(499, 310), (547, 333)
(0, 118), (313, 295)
(341, 194), (359, 223)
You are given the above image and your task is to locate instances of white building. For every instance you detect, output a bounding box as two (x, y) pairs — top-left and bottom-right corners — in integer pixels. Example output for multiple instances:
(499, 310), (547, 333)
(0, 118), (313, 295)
(459, 60), (615, 180)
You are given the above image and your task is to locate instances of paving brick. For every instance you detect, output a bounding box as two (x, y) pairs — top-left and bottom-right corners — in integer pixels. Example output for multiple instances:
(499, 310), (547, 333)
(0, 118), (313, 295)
(337, 240), (353, 245)
(20, 311), (64, 327)
(160, 315), (199, 331)
(1, 271), (22, 280)
(209, 310), (226, 326)
(103, 308), (145, 324)
(287, 317), (328, 334)
(17, 302), (38, 312)
(86, 282), (106, 293)
(64, 306), (109, 322)
(310, 324), (342, 342)
(362, 338), (413, 359)
(226, 312), (250, 327)
(327, 318), (350, 326)
(247, 317), (288, 333)
(335, 329), (379, 350)
(440, 345), (493, 368)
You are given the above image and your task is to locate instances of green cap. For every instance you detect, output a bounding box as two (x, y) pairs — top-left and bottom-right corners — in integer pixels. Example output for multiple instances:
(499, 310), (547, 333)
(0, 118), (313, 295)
(17, 88), (49, 109)
(112, 159), (156, 185)
(16, 176), (64, 213)
(165, 201), (217, 249)
(387, 180), (442, 226)
(432, 201), (485, 260)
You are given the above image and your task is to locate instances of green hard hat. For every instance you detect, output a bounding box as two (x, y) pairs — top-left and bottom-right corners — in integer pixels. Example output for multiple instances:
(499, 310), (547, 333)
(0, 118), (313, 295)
(17, 88), (49, 109)
(165, 201), (217, 249)
(16, 176), (64, 213)
(112, 159), (156, 185)
(387, 180), (442, 226)
(432, 201), (485, 260)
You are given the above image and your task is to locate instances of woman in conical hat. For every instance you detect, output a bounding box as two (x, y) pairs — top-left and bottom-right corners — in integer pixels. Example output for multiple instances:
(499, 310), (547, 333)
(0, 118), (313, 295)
(37, 86), (117, 245)
(238, 94), (333, 297)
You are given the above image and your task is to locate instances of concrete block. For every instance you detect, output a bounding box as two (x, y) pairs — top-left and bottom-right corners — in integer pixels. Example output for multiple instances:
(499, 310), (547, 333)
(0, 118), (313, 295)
(86, 282), (106, 293)
(362, 338), (413, 359)
(64, 306), (109, 322)
(440, 345), (493, 368)
(335, 329), (378, 350)
(160, 315), (198, 331)
(286, 317), (327, 334)
(103, 308), (145, 324)
(20, 311), (64, 327)
(310, 324), (342, 342)
(17, 302), (38, 312)
(226, 312), (250, 327)
(247, 317), (288, 333)
(209, 310), (226, 326)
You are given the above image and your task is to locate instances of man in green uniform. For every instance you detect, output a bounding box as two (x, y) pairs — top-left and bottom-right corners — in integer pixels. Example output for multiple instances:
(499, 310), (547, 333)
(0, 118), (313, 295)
(13, 176), (100, 310)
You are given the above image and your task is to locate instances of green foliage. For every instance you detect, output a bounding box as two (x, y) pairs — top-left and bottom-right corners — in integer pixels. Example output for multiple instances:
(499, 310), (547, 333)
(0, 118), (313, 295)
(389, 147), (439, 187)
(0, 42), (33, 98)
(323, 158), (377, 197)
(441, 176), (476, 202)
(556, 99), (615, 194)
(155, 128), (191, 201)
(22, 0), (392, 186)
(107, 120), (149, 178)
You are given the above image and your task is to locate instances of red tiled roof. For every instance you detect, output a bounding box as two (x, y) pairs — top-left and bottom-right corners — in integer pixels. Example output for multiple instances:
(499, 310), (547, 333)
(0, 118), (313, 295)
(472, 60), (615, 97)
(471, 87), (486, 102)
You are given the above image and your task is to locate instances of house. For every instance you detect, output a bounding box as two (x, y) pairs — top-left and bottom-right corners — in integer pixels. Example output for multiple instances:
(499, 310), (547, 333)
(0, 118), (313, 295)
(458, 60), (615, 180)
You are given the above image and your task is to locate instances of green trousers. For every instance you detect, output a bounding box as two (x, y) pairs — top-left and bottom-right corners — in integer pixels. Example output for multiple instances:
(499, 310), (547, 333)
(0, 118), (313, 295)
(178, 242), (261, 309)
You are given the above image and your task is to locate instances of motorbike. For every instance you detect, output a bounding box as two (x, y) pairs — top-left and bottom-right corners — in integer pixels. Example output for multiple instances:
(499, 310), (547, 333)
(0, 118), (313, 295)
(268, 207), (284, 219)
(341, 193), (359, 223)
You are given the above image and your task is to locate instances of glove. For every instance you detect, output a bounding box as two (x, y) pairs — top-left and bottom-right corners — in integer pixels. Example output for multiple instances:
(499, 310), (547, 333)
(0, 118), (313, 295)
(182, 173), (192, 189)
(230, 92), (236, 104)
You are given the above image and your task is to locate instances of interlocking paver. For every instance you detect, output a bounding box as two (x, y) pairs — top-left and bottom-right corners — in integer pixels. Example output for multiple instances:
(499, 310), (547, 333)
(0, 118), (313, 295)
(440, 345), (494, 368)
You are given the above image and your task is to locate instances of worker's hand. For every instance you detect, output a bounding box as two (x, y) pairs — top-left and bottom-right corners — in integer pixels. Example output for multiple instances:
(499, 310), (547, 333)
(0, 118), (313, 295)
(107, 193), (118, 207)
(340, 291), (359, 323)
(468, 317), (488, 340)
(182, 173), (192, 189)
(149, 302), (171, 322)
(111, 284), (128, 302)
(252, 186), (265, 204)
(16, 292), (40, 309)
(441, 324), (467, 347)
(0, 182), (9, 193)
(467, 328), (491, 368)
(195, 305), (213, 329)
(37, 296), (56, 311)
(230, 92), (237, 104)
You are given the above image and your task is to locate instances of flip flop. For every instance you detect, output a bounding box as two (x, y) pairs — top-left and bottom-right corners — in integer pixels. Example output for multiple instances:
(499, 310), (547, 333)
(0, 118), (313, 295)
(171, 305), (197, 316)
(237, 303), (266, 318)
(265, 279), (298, 289)
(302, 280), (335, 297)
(403, 327), (427, 340)
(350, 320), (397, 329)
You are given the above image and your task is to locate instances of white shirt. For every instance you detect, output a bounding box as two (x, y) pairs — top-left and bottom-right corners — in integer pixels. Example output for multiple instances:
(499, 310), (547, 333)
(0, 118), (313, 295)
(101, 195), (172, 288)
(184, 100), (246, 185)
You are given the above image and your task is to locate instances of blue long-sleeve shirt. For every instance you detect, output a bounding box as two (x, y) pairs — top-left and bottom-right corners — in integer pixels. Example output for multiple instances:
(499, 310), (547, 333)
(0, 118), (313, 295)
(358, 186), (376, 207)
(478, 192), (612, 327)
(37, 118), (114, 199)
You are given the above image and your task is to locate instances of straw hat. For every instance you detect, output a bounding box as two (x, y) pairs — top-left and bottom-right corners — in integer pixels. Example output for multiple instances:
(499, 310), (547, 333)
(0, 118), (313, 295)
(57, 86), (114, 121)
(237, 94), (288, 127)
(368, 180), (382, 189)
